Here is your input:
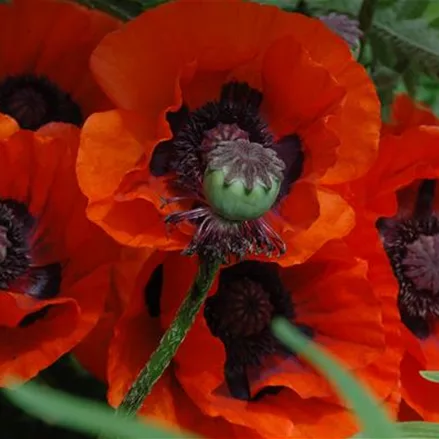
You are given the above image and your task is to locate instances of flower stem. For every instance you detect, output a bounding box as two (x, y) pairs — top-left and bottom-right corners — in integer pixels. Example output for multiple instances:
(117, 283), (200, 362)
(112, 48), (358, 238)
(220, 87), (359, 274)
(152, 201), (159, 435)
(116, 258), (221, 417)
(358, 0), (378, 62)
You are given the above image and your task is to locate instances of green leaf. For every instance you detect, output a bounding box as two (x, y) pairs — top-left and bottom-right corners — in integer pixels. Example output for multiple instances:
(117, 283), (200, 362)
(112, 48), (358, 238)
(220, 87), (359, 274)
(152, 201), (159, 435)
(271, 318), (400, 438)
(306, 0), (362, 16)
(420, 370), (439, 383)
(315, 0), (439, 79)
(3, 380), (189, 439)
(396, 0), (431, 19)
(398, 421), (439, 438)
(424, 1), (439, 23)
(370, 10), (439, 78)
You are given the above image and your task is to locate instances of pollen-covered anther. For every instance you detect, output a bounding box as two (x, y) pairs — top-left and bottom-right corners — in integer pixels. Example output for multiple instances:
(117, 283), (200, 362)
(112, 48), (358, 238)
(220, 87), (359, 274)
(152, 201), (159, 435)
(203, 139), (285, 221)
(403, 234), (439, 294)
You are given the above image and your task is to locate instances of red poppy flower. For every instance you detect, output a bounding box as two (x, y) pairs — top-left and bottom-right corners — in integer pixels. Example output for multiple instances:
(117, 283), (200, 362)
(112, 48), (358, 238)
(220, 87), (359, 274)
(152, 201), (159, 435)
(0, 0), (120, 131)
(103, 225), (401, 438)
(77, 0), (380, 264)
(343, 95), (439, 421)
(0, 116), (119, 384)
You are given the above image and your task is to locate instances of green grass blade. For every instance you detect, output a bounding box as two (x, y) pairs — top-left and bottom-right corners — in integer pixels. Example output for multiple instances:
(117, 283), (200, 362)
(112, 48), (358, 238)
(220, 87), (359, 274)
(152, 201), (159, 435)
(398, 421), (439, 438)
(420, 370), (439, 383)
(3, 380), (190, 439)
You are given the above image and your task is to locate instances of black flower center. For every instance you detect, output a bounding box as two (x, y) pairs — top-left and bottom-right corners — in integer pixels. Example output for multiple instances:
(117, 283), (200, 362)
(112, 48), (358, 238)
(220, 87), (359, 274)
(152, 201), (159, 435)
(204, 261), (311, 401)
(378, 179), (439, 338)
(150, 82), (304, 262)
(0, 74), (83, 130)
(210, 277), (274, 338)
(0, 199), (62, 302)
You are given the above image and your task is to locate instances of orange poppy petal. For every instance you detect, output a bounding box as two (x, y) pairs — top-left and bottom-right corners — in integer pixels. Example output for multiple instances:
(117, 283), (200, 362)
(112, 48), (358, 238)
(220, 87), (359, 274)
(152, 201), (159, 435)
(263, 11), (379, 184)
(0, 114), (19, 138)
(278, 181), (320, 232)
(271, 390), (359, 439)
(0, 292), (79, 383)
(262, 35), (346, 135)
(353, 126), (439, 217)
(77, 110), (146, 202)
(280, 188), (355, 266)
(0, 264), (112, 383)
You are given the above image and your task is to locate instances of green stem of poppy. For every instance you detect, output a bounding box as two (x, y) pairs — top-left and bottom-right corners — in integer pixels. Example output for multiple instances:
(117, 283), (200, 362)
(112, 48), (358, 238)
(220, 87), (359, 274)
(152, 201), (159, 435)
(116, 257), (221, 417)
(358, 0), (378, 63)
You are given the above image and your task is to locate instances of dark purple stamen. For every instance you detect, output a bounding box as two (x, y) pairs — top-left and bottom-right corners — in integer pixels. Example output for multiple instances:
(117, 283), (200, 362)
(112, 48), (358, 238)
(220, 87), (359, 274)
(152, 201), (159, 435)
(0, 199), (34, 288)
(0, 199), (62, 301)
(379, 181), (439, 339)
(0, 74), (82, 130)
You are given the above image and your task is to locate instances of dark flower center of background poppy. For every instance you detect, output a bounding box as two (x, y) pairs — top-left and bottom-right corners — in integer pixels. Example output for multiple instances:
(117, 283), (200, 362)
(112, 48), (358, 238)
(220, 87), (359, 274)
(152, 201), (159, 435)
(378, 179), (439, 339)
(149, 82), (304, 262)
(0, 199), (34, 288)
(0, 74), (83, 130)
(204, 260), (312, 401)
(0, 199), (62, 305)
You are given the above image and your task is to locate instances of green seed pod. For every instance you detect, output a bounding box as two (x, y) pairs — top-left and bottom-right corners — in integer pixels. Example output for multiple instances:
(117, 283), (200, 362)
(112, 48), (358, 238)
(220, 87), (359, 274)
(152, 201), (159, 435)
(203, 169), (281, 221)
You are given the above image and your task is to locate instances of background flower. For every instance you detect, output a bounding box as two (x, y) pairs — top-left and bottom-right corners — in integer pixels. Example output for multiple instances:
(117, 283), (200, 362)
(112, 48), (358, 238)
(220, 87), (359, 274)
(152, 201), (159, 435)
(0, 0), (120, 130)
(0, 117), (119, 383)
(344, 95), (439, 422)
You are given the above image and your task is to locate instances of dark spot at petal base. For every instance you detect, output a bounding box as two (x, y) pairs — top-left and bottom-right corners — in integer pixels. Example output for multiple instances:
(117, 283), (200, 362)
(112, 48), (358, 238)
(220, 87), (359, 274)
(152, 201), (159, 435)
(272, 134), (304, 200)
(19, 305), (52, 328)
(400, 307), (430, 340)
(252, 385), (283, 402)
(144, 264), (163, 318)
(0, 74), (83, 130)
(25, 263), (63, 299)
(150, 106), (190, 177)
(224, 361), (251, 401)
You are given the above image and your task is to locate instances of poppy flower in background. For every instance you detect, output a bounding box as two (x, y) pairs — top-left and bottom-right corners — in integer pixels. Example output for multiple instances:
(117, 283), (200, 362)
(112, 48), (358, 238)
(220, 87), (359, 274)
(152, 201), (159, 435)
(343, 95), (439, 422)
(102, 227), (402, 439)
(0, 0), (120, 131)
(77, 0), (380, 265)
(0, 116), (119, 384)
